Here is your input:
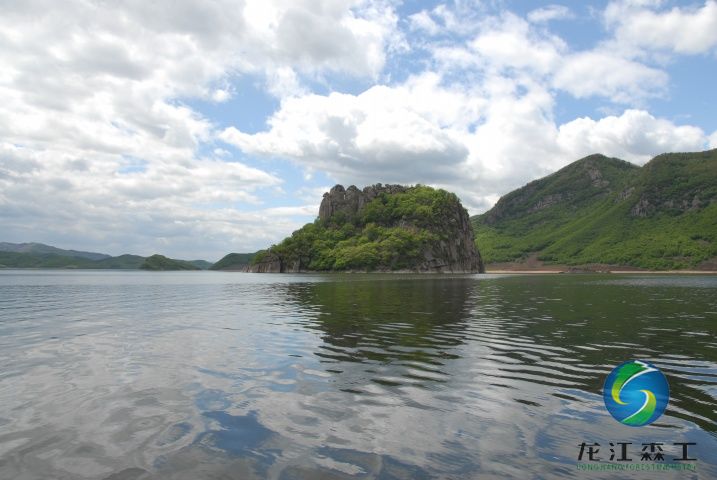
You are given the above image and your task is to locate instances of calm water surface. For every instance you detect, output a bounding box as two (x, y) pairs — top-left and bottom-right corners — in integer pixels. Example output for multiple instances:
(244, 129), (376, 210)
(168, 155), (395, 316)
(0, 271), (715, 479)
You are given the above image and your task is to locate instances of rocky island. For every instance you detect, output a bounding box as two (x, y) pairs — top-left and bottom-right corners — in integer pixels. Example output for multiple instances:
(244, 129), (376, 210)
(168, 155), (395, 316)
(247, 184), (484, 273)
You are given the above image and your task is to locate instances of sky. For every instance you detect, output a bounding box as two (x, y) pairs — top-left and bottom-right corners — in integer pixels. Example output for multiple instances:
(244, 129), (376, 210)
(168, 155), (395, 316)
(1, 0), (716, 261)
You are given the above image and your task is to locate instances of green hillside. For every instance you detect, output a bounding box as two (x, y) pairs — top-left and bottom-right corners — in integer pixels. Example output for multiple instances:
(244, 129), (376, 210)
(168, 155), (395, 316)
(139, 254), (201, 271)
(0, 249), (207, 270)
(472, 149), (717, 270)
(0, 242), (110, 261)
(0, 252), (92, 269)
(0, 252), (145, 269)
(93, 254), (145, 269)
(209, 253), (256, 270)
(188, 260), (213, 270)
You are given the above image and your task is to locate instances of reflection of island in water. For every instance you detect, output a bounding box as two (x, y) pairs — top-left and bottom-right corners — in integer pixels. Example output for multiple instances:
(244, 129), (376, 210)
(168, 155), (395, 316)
(287, 276), (478, 388)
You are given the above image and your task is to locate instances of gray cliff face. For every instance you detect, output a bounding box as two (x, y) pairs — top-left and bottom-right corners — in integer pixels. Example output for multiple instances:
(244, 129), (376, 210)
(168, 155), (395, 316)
(244, 252), (304, 273)
(247, 183), (484, 273)
(418, 202), (484, 273)
(318, 184), (409, 221)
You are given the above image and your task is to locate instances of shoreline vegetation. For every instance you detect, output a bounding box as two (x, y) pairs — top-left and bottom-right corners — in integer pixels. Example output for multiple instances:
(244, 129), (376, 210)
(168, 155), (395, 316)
(484, 264), (717, 274)
(1, 266), (715, 275)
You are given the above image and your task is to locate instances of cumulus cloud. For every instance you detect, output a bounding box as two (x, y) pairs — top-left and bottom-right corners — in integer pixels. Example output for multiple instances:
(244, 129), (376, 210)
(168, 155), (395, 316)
(1, 0), (713, 257)
(605, 0), (717, 54)
(0, 142), (287, 259)
(557, 110), (707, 163)
(552, 51), (668, 103)
(221, 70), (709, 212)
(469, 14), (566, 75)
(221, 73), (480, 186)
(0, 0), (402, 258)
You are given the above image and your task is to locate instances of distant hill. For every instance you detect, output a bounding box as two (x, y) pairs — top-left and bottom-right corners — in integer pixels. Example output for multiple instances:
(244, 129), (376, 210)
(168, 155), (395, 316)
(209, 253), (256, 270)
(472, 149), (717, 270)
(0, 242), (110, 261)
(94, 254), (146, 269)
(140, 254), (201, 271)
(188, 260), (213, 270)
(0, 243), (209, 270)
(0, 252), (144, 269)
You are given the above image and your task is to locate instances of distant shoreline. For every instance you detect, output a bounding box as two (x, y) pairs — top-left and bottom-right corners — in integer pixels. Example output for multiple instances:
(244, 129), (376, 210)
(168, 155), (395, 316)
(2, 266), (717, 275)
(484, 262), (717, 274)
(486, 269), (717, 274)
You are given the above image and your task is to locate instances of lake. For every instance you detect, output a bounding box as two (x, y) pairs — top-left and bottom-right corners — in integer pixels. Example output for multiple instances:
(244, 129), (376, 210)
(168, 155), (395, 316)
(0, 270), (715, 479)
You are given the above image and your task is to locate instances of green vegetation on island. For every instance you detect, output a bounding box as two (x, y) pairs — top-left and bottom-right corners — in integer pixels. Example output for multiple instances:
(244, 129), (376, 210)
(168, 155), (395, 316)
(209, 253), (256, 270)
(139, 254), (201, 271)
(249, 185), (482, 272)
(472, 149), (717, 270)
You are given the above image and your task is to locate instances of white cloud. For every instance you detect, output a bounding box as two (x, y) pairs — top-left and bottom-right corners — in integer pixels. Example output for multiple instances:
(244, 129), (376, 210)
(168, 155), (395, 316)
(429, 13), (667, 104)
(709, 130), (717, 149)
(0, 0), (402, 258)
(262, 205), (320, 217)
(265, 66), (307, 98)
(557, 109), (707, 163)
(221, 69), (709, 213)
(606, 0), (717, 54)
(1, 0), (714, 258)
(0, 141), (289, 259)
(469, 14), (566, 75)
(552, 51), (668, 103)
(528, 5), (573, 23)
(221, 73), (481, 186)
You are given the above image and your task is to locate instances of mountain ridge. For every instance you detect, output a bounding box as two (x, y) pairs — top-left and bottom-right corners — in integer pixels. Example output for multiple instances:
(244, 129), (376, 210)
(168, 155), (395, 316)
(472, 149), (717, 270)
(0, 245), (212, 270)
(0, 242), (111, 261)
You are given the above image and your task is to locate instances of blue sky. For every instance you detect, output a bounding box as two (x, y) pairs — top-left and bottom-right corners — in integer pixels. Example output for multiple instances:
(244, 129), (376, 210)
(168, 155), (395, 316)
(1, 0), (716, 260)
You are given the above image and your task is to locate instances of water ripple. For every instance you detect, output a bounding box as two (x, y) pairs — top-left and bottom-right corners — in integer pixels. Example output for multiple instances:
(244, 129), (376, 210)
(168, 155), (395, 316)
(0, 271), (715, 478)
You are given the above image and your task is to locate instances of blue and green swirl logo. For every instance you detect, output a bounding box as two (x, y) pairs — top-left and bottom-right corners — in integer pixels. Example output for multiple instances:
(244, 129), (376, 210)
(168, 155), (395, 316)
(603, 360), (669, 427)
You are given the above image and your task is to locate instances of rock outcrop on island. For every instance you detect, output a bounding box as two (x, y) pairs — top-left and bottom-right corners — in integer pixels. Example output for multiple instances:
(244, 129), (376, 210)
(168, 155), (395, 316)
(318, 184), (409, 221)
(247, 184), (484, 273)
